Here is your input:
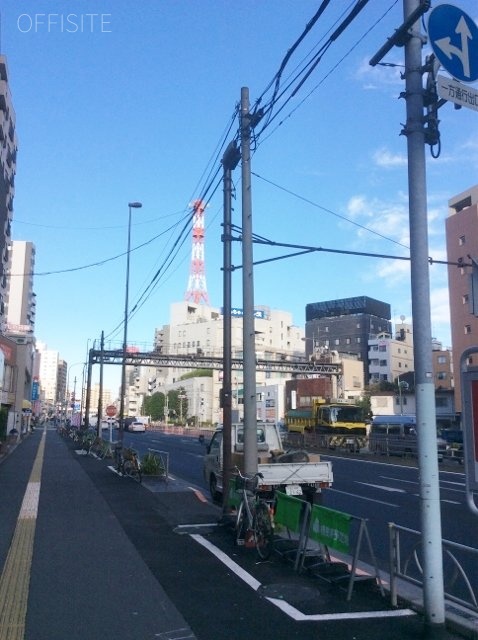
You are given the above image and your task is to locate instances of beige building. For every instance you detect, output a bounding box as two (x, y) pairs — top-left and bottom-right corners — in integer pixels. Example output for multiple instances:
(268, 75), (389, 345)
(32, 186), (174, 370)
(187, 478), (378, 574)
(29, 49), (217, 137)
(144, 301), (306, 425)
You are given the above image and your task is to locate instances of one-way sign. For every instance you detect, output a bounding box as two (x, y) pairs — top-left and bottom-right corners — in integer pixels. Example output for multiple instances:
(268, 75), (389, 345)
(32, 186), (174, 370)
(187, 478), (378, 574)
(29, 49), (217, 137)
(428, 4), (478, 83)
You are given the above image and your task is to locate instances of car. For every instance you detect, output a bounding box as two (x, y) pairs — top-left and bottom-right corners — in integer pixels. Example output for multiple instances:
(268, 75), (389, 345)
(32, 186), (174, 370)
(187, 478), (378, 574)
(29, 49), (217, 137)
(128, 421), (146, 433)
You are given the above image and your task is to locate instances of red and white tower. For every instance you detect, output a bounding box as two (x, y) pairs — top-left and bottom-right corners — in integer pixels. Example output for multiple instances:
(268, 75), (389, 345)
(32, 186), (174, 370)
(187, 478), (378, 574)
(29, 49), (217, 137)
(185, 199), (209, 304)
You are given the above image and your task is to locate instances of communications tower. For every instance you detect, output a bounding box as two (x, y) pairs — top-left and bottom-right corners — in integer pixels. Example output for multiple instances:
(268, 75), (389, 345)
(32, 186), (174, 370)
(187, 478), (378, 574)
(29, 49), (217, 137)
(185, 199), (209, 304)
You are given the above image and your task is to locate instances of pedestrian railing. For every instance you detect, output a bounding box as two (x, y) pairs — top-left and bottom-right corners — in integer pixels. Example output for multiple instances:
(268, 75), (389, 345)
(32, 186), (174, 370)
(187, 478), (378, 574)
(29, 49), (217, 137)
(389, 523), (478, 613)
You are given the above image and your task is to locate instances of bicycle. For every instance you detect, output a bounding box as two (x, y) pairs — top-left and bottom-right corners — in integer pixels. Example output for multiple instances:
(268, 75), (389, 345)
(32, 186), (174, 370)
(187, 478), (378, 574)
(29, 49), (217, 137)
(114, 444), (142, 483)
(234, 468), (274, 560)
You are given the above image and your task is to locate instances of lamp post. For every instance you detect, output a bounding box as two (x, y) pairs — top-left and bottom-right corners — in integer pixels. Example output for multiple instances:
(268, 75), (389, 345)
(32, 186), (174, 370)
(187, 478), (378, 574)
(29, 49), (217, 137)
(119, 201), (142, 447)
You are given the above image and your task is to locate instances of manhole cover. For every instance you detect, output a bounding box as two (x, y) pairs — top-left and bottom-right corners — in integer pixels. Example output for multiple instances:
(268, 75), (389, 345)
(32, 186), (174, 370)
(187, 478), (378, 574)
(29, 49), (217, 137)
(258, 583), (319, 602)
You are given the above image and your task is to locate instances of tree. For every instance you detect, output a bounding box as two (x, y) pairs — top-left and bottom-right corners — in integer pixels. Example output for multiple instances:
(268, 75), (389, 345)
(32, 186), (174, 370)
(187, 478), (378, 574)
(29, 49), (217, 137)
(167, 387), (188, 423)
(143, 392), (165, 421)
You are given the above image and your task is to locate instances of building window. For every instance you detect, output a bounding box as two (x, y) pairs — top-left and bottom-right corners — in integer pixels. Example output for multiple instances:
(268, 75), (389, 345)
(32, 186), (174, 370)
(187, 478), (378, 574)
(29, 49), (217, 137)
(437, 372), (447, 380)
(356, 337), (361, 343)
(459, 235), (465, 246)
(379, 345), (387, 352)
(379, 359), (387, 367)
(463, 294), (469, 305)
(334, 339), (340, 346)
(437, 355), (447, 364)
(346, 338), (351, 345)
(465, 325), (472, 335)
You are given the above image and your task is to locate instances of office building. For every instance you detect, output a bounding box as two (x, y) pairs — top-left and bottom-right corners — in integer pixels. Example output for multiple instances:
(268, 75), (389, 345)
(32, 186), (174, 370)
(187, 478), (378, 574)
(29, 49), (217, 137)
(305, 296), (392, 383)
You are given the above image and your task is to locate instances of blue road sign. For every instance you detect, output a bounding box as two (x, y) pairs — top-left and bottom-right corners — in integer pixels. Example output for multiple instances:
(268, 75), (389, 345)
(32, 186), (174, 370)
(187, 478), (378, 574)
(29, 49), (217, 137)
(428, 4), (478, 83)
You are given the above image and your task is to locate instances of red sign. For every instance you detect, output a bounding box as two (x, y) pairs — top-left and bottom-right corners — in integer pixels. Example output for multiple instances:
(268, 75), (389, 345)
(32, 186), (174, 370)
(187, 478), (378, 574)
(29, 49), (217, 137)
(106, 405), (117, 417)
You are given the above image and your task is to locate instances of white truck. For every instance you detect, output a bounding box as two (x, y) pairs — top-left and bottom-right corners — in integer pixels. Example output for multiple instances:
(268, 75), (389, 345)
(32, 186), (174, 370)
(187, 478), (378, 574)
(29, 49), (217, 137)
(203, 423), (333, 501)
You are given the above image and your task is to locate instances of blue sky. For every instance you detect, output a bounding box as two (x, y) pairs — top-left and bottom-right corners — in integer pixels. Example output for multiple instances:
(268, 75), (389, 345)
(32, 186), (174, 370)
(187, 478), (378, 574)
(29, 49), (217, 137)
(2, 0), (478, 394)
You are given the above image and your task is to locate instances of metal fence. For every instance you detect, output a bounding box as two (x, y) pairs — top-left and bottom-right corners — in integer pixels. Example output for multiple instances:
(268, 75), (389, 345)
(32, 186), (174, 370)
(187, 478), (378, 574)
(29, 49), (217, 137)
(389, 522), (478, 613)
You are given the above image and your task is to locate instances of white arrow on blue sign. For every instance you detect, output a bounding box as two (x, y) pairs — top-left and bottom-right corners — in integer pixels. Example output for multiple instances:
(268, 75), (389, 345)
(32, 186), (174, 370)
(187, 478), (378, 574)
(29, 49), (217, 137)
(428, 4), (478, 83)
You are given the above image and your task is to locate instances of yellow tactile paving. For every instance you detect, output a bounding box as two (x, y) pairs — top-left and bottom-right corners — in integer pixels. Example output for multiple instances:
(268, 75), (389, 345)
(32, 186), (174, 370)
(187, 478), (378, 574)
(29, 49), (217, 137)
(0, 429), (46, 640)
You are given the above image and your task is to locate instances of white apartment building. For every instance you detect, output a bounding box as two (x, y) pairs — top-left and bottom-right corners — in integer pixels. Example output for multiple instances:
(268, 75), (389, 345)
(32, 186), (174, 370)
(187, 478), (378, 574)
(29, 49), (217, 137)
(368, 320), (414, 385)
(6, 241), (36, 333)
(0, 56), (17, 330)
(36, 342), (61, 410)
(143, 301), (305, 425)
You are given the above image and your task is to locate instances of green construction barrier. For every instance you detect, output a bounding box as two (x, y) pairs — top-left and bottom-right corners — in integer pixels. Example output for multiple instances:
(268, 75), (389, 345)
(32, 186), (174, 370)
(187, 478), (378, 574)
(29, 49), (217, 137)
(274, 491), (303, 532)
(309, 504), (351, 553)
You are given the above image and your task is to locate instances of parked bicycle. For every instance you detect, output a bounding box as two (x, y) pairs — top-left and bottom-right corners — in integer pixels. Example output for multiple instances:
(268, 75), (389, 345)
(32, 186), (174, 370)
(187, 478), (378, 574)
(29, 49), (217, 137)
(114, 444), (142, 483)
(234, 467), (274, 560)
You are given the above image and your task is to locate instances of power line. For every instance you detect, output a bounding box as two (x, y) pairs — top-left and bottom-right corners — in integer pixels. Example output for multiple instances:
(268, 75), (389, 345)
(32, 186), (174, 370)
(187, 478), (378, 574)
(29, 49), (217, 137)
(252, 171), (410, 250)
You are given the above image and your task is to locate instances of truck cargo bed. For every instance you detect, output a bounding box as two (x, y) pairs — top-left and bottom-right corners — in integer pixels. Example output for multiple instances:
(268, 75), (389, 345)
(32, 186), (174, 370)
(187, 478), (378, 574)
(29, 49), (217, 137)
(257, 461), (333, 487)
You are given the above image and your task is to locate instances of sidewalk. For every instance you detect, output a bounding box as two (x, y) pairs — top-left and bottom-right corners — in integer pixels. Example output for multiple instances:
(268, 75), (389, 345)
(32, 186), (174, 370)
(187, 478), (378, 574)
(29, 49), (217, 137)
(0, 427), (475, 640)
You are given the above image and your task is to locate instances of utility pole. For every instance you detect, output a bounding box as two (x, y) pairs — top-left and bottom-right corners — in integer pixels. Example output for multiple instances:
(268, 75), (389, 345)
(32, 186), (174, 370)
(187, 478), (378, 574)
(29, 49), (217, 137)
(240, 87), (258, 477)
(370, 0), (445, 629)
(222, 140), (241, 513)
(98, 331), (104, 437)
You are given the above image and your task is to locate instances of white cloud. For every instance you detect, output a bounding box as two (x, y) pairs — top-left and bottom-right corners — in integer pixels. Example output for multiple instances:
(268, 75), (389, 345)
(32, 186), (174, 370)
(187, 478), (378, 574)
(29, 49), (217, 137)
(373, 147), (407, 168)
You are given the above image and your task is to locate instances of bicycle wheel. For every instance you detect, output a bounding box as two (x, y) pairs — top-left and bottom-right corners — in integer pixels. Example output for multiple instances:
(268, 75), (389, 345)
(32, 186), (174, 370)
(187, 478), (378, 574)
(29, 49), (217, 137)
(253, 501), (274, 560)
(235, 500), (247, 545)
(123, 460), (142, 483)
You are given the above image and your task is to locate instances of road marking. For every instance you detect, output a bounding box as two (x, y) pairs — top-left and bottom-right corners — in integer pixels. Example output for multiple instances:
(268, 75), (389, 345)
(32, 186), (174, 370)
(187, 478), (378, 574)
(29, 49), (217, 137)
(328, 488), (398, 508)
(188, 487), (208, 502)
(190, 534), (415, 621)
(0, 429), (46, 639)
(355, 482), (406, 493)
(190, 534), (262, 591)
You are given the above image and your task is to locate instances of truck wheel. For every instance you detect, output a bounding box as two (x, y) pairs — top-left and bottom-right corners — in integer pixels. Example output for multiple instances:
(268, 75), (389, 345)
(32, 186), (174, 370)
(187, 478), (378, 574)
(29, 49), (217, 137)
(209, 475), (220, 502)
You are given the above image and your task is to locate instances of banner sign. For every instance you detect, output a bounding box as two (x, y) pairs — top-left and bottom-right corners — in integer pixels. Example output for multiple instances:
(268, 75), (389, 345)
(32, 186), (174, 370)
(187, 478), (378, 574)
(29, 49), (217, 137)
(309, 505), (351, 553)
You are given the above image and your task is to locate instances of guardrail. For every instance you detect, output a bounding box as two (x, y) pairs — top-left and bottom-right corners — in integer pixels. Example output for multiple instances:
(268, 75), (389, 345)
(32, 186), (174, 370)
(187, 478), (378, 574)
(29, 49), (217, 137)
(389, 523), (478, 613)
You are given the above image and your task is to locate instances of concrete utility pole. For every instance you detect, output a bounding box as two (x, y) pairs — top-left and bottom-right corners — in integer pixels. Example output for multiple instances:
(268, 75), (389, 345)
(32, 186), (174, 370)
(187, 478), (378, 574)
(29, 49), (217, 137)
(222, 140), (241, 512)
(403, 0), (445, 627)
(240, 87), (258, 477)
(371, 0), (445, 629)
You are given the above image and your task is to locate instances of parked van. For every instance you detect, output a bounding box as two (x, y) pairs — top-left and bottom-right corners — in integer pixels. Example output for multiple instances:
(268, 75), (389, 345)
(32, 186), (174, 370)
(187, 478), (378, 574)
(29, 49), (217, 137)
(369, 415), (446, 461)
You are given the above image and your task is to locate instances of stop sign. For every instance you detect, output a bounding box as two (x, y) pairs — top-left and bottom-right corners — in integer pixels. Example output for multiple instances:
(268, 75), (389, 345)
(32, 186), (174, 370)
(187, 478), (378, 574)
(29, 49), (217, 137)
(106, 405), (117, 417)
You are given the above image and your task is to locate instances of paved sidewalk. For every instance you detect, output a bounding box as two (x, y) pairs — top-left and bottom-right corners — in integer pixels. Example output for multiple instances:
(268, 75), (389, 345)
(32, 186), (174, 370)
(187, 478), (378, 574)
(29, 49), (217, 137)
(0, 427), (475, 640)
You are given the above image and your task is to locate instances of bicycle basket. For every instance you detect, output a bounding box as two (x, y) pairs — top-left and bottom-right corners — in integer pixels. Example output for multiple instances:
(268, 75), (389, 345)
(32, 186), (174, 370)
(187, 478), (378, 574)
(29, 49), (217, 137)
(235, 474), (259, 492)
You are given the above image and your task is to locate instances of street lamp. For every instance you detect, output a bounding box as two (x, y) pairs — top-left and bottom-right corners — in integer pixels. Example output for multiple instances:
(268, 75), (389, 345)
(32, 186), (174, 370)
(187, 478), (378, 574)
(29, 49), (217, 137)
(119, 201), (142, 446)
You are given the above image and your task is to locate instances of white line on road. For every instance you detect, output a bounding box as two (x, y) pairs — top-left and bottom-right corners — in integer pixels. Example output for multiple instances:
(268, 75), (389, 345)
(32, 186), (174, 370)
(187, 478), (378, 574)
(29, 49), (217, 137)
(355, 482), (406, 493)
(190, 534), (416, 621)
(328, 488), (398, 508)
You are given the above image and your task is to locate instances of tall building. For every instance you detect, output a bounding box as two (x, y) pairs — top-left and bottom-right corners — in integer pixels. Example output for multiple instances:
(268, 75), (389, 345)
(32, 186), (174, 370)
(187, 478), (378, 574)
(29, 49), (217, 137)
(36, 342), (61, 411)
(305, 296), (392, 383)
(6, 241), (36, 333)
(446, 184), (478, 414)
(0, 56), (17, 330)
